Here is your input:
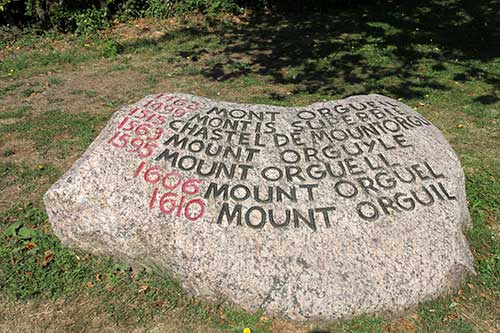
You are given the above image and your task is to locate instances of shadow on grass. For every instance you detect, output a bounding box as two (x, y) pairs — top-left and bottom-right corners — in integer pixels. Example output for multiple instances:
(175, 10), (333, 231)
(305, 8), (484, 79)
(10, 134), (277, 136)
(120, 0), (500, 103)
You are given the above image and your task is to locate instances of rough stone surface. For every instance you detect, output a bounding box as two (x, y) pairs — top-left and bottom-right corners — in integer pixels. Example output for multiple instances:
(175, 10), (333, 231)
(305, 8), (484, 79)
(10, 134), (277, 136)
(44, 93), (474, 320)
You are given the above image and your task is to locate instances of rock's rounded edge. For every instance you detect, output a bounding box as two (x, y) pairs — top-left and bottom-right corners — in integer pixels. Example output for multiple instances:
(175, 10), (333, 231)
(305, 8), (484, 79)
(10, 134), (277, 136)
(43, 93), (475, 321)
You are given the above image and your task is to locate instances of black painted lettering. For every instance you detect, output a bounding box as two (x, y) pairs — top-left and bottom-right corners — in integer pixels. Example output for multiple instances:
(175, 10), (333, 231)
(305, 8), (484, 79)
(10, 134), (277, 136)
(204, 182), (229, 200)
(269, 209), (291, 228)
(293, 209), (316, 231)
(245, 206), (266, 229)
(393, 134), (412, 148)
(315, 206), (336, 227)
(216, 203), (242, 226)
(357, 177), (379, 194)
(285, 166), (306, 182)
(377, 196), (400, 215)
(357, 201), (379, 221)
(230, 184), (251, 201)
(394, 192), (416, 211)
(299, 183), (318, 201)
(335, 180), (358, 198)
(261, 166), (283, 181)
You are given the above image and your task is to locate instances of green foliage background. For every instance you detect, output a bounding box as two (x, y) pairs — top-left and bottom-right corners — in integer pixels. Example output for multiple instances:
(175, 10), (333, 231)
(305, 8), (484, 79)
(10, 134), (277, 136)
(0, 0), (243, 33)
(1, 1), (369, 34)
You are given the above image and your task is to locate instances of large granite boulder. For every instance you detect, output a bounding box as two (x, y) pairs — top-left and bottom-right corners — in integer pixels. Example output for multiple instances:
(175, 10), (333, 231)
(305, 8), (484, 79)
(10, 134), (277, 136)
(44, 93), (474, 320)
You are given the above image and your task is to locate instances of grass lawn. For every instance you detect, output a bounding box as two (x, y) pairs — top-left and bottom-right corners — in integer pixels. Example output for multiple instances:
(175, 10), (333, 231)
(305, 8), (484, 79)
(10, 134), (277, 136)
(0, 1), (498, 332)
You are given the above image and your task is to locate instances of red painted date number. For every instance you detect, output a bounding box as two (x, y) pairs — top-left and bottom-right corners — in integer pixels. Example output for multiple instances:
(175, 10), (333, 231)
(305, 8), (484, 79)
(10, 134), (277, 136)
(134, 162), (206, 221)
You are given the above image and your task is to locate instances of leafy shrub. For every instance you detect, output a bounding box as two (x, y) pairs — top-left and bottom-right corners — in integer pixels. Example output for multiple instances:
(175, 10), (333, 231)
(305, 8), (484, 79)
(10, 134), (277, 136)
(100, 39), (122, 58)
(0, 0), (351, 33)
(206, 0), (242, 16)
(145, 0), (175, 18)
(1, 0), (244, 31)
(116, 0), (147, 20)
(74, 7), (110, 35)
(182, 0), (242, 15)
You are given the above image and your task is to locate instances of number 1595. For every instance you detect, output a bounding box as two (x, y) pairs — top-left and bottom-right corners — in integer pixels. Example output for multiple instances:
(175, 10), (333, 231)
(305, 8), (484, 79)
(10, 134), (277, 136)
(108, 132), (157, 158)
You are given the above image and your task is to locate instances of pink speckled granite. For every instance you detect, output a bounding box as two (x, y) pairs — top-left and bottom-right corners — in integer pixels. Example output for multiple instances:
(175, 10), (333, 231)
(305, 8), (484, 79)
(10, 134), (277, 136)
(44, 93), (474, 320)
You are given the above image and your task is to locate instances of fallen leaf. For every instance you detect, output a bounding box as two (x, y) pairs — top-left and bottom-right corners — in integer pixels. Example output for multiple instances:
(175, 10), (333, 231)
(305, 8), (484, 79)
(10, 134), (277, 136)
(25, 242), (37, 250)
(42, 251), (54, 267)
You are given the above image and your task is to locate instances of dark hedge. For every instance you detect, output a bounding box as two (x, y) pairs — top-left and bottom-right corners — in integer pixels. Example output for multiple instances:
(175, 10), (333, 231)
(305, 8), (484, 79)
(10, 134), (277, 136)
(0, 0), (375, 33)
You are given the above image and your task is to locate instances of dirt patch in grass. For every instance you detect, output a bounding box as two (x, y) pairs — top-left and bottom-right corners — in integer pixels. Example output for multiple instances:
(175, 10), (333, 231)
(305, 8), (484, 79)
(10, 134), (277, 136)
(0, 137), (42, 164)
(0, 178), (20, 211)
(0, 294), (307, 333)
(457, 292), (500, 333)
(0, 134), (64, 210)
(0, 296), (213, 333)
